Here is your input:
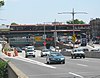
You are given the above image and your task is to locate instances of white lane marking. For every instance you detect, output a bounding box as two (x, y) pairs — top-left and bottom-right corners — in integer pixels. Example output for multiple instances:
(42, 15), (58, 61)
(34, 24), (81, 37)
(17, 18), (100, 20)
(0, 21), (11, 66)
(14, 56), (56, 69)
(77, 63), (88, 67)
(69, 72), (84, 78)
(29, 72), (68, 77)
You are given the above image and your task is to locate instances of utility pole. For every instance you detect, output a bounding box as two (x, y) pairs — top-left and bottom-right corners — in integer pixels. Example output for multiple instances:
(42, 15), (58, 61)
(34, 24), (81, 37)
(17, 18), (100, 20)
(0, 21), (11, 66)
(58, 8), (87, 48)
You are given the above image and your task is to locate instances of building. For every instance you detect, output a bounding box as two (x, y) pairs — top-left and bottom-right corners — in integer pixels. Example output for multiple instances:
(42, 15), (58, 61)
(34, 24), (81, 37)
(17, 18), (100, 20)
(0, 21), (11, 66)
(0, 23), (90, 47)
(4, 23), (90, 38)
(90, 18), (100, 40)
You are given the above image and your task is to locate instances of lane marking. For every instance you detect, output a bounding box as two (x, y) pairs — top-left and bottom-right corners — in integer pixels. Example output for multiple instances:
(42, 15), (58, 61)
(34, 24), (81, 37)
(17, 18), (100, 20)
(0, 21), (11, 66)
(77, 63), (88, 67)
(13, 56), (56, 69)
(69, 72), (84, 78)
(29, 72), (68, 77)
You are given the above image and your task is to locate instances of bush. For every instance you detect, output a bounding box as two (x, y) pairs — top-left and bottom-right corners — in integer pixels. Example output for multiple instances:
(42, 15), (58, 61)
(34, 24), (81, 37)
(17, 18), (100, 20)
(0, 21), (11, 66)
(0, 60), (8, 78)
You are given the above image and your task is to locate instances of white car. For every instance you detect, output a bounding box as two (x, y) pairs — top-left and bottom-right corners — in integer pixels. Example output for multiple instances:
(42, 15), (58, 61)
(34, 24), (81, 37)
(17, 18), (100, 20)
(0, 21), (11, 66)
(25, 49), (36, 58)
(41, 49), (50, 57)
(90, 48), (100, 52)
(71, 48), (85, 59)
(23, 46), (35, 50)
(50, 46), (55, 51)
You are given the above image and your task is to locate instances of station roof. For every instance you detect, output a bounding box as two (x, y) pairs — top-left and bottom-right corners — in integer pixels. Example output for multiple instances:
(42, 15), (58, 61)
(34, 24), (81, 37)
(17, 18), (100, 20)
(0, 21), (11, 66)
(10, 24), (90, 27)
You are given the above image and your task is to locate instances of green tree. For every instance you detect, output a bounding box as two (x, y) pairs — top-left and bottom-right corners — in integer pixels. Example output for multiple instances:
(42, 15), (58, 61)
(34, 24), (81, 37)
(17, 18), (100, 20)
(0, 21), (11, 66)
(67, 19), (85, 24)
(11, 22), (18, 25)
(0, 0), (4, 7)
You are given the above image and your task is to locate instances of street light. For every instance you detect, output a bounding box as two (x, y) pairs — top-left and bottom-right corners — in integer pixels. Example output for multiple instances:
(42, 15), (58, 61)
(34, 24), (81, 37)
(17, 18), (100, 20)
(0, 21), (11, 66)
(43, 22), (46, 48)
(54, 19), (57, 51)
(43, 22), (46, 40)
(58, 8), (88, 48)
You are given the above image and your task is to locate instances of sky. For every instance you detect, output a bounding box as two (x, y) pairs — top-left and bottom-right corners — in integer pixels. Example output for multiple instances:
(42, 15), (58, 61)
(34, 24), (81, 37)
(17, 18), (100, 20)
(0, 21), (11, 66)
(0, 0), (100, 25)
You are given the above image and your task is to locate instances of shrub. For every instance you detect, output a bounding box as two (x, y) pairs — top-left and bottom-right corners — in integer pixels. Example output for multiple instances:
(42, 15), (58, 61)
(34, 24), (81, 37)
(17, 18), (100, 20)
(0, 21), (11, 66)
(0, 60), (8, 78)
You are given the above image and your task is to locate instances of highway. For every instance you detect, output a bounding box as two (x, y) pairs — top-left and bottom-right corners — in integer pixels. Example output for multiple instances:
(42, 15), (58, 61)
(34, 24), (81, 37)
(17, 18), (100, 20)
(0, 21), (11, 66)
(4, 53), (100, 78)
(1, 44), (100, 78)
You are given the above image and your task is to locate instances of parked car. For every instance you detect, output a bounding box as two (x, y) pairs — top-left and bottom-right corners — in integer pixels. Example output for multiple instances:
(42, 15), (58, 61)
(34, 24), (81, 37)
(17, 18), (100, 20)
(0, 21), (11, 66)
(25, 49), (36, 58)
(41, 49), (50, 57)
(71, 48), (85, 59)
(46, 51), (65, 64)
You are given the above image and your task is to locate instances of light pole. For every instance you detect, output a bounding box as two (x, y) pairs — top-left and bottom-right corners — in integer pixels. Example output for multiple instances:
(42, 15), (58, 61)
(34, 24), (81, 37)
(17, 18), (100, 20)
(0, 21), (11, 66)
(43, 22), (46, 48)
(54, 19), (57, 51)
(58, 8), (88, 48)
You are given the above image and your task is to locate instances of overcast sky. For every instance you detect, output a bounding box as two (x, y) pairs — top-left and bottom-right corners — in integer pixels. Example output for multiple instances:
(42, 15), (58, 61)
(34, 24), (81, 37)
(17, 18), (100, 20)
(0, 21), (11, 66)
(0, 0), (100, 24)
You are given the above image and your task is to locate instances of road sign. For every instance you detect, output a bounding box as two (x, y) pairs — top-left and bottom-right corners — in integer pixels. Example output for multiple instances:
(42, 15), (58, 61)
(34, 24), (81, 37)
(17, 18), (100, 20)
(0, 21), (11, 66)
(43, 34), (46, 39)
(34, 36), (42, 41)
(72, 34), (76, 42)
(43, 41), (46, 46)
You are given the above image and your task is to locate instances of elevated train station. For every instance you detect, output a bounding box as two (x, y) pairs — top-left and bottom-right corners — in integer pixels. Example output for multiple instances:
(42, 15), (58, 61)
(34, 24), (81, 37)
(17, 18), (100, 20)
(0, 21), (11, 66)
(0, 24), (90, 47)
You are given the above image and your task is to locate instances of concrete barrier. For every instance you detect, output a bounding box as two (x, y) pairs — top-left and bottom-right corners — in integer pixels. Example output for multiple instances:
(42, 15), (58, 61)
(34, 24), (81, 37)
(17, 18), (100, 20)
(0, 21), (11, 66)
(61, 51), (100, 58)
(0, 58), (29, 78)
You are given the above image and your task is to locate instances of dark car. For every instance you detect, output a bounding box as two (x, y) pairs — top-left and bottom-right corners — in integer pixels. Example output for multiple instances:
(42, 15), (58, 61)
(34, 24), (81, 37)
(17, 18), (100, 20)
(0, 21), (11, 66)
(46, 52), (65, 64)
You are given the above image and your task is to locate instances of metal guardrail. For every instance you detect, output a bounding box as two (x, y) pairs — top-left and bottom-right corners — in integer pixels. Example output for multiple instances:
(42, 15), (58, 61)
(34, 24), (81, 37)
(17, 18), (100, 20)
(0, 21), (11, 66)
(61, 51), (100, 58)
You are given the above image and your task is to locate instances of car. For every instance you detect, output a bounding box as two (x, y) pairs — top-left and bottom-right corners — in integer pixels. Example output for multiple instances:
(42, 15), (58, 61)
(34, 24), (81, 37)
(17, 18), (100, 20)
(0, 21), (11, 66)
(90, 48), (100, 52)
(50, 46), (55, 51)
(46, 51), (65, 64)
(41, 49), (50, 57)
(61, 48), (72, 52)
(25, 49), (36, 58)
(22, 46), (35, 50)
(79, 47), (89, 52)
(71, 48), (85, 59)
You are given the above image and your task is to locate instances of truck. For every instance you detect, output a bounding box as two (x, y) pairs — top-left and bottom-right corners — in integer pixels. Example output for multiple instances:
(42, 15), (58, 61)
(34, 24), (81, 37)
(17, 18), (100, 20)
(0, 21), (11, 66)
(81, 33), (87, 46)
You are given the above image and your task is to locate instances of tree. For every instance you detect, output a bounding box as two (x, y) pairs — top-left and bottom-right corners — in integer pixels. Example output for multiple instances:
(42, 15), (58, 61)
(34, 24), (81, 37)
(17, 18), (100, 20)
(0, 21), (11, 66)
(67, 19), (85, 24)
(0, 0), (4, 7)
(11, 22), (18, 25)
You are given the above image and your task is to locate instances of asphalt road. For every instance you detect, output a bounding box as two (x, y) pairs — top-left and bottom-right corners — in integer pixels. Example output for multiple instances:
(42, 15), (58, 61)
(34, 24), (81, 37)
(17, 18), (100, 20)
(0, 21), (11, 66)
(5, 54), (100, 78)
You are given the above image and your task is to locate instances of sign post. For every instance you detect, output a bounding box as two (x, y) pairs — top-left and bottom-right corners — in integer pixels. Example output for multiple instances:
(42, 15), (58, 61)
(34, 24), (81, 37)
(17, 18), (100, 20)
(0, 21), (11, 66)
(72, 34), (76, 43)
(72, 34), (76, 48)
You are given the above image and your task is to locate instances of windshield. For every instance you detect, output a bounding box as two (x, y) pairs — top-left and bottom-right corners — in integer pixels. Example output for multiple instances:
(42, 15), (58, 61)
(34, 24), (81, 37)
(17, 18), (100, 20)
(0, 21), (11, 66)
(74, 49), (83, 52)
(51, 53), (62, 56)
(26, 50), (34, 52)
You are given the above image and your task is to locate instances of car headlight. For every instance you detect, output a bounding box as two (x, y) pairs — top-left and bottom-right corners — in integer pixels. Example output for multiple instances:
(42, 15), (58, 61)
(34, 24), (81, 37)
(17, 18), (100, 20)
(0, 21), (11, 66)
(60, 58), (65, 60)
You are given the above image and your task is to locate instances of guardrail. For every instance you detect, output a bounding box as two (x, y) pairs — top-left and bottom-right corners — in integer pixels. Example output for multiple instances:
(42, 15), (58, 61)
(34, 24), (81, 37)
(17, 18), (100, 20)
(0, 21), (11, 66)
(61, 51), (100, 58)
(0, 58), (29, 78)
